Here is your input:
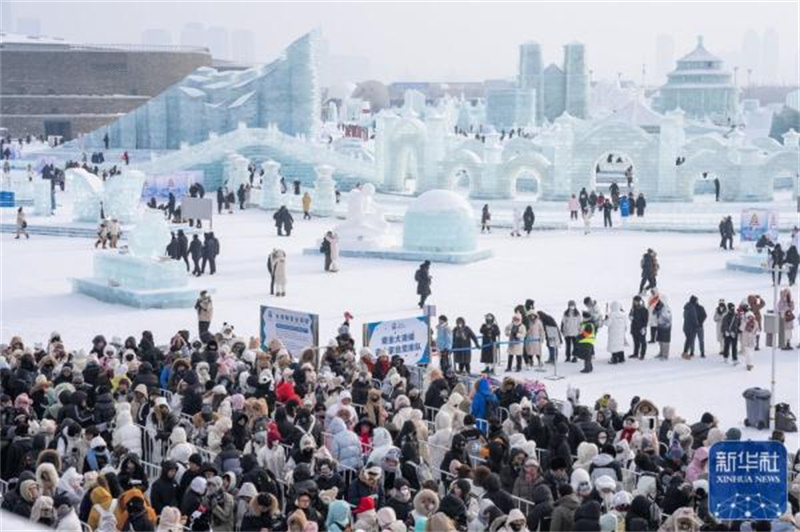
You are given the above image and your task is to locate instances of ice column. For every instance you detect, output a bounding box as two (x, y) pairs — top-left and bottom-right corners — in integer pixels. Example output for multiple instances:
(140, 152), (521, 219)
(33, 180), (52, 216)
(260, 160), (283, 210)
(313, 164), (337, 217)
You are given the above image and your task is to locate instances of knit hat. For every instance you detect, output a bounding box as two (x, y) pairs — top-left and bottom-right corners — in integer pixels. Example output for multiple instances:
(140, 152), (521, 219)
(725, 427), (742, 441)
(90, 436), (106, 449)
(613, 491), (632, 508)
(594, 475), (616, 492)
(190, 476), (207, 494)
(188, 453), (203, 467)
(354, 496), (376, 515)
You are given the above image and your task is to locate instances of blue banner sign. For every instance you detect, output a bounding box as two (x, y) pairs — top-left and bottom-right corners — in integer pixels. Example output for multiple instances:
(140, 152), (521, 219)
(709, 440), (787, 521)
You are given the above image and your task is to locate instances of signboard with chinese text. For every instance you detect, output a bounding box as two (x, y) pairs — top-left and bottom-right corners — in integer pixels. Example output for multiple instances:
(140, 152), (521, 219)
(363, 316), (429, 365)
(260, 305), (319, 358)
(709, 441), (787, 521)
(142, 171), (201, 202)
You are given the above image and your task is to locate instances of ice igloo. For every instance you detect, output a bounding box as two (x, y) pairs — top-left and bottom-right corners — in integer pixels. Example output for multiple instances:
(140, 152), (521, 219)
(403, 189), (482, 254)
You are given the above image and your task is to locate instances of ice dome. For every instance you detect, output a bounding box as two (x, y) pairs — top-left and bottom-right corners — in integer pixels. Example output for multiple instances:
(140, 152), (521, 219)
(403, 190), (478, 253)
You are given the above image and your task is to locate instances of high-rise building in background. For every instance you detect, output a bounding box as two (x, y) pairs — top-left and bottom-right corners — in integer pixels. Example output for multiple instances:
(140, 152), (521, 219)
(762, 27), (780, 84)
(206, 26), (229, 60)
(141, 28), (172, 46)
(655, 34), (675, 86)
(231, 29), (255, 64)
(741, 29), (761, 84)
(1, 1), (14, 32)
(14, 17), (40, 36)
(180, 22), (206, 48)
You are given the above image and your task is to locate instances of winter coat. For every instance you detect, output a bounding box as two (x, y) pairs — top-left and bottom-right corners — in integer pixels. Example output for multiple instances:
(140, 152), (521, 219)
(550, 493), (580, 532)
(739, 310), (760, 349)
(573, 500), (602, 531)
(526, 484), (554, 532)
(269, 250), (287, 285)
(112, 411), (143, 458)
(589, 453), (623, 483)
(683, 298), (701, 334)
(429, 411), (454, 476)
(150, 462), (179, 514)
(470, 378), (497, 422)
(779, 293), (795, 331)
(479, 321), (501, 364)
(436, 322), (453, 352)
(330, 417), (363, 470)
(505, 321), (526, 356)
(415, 266), (431, 297)
(195, 295), (213, 322)
(686, 446), (708, 483)
(525, 315), (546, 357)
(655, 304), (672, 343)
(561, 310), (581, 338)
(630, 305), (649, 335)
(604, 302), (627, 353)
(452, 325), (479, 365)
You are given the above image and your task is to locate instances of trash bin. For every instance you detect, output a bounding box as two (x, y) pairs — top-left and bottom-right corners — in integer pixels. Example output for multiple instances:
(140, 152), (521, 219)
(743, 387), (771, 430)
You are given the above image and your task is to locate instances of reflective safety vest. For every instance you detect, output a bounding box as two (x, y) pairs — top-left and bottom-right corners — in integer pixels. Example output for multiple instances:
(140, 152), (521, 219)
(578, 321), (597, 345)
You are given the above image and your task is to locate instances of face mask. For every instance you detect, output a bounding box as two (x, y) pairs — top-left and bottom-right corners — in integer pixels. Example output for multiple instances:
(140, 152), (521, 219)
(510, 522), (524, 532)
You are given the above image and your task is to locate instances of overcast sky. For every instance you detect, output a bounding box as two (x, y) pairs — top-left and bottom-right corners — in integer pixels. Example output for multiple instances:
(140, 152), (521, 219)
(5, 1), (799, 84)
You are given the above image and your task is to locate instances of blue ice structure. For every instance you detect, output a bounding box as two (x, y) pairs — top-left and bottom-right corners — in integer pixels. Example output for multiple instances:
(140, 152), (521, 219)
(259, 160), (283, 210)
(68, 168), (146, 223)
(302, 188), (489, 263)
(72, 210), (206, 308)
(313, 165), (337, 216)
(403, 189), (488, 260)
(82, 31), (322, 150)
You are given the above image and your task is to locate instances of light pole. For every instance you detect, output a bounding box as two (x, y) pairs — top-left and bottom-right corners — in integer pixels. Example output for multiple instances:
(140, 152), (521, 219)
(763, 261), (787, 429)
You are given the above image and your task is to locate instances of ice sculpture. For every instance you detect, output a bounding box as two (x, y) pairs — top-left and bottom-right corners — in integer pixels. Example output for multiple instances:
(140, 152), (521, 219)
(33, 180), (51, 216)
(128, 209), (171, 258)
(312, 165), (337, 217)
(303, 187), (490, 263)
(259, 160), (283, 210)
(224, 153), (250, 192)
(403, 190), (478, 253)
(334, 183), (394, 249)
(69, 169), (146, 223)
(73, 209), (206, 308)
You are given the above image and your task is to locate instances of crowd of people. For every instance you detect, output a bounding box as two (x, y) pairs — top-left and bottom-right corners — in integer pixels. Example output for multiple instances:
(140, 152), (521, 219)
(1, 304), (799, 532)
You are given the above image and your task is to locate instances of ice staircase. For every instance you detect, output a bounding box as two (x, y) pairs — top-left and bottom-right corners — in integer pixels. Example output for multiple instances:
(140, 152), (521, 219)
(132, 125), (377, 191)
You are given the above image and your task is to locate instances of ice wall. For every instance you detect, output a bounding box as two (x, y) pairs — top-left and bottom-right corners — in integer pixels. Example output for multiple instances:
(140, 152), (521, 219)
(83, 31), (322, 150)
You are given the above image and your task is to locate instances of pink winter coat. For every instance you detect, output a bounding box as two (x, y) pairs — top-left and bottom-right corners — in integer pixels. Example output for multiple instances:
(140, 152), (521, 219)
(686, 446), (709, 483)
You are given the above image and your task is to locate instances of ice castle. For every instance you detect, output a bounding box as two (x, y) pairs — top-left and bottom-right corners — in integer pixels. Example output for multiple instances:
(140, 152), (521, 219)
(485, 41), (590, 129)
(83, 30), (322, 150)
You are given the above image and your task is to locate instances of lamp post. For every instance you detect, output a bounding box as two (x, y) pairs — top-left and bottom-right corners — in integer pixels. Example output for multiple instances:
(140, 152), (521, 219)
(763, 261), (787, 429)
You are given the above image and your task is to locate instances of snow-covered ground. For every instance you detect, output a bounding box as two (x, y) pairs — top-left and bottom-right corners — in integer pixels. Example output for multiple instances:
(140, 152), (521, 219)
(1, 204), (798, 448)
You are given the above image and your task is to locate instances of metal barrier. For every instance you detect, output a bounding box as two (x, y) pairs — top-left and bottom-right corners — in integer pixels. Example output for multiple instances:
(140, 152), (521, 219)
(80, 521), (92, 532)
(511, 493), (536, 517)
(497, 406), (510, 422)
(141, 460), (162, 483)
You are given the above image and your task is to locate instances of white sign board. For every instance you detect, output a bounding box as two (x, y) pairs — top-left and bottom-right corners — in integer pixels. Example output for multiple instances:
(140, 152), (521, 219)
(260, 305), (319, 357)
(364, 316), (430, 365)
(182, 197), (214, 221)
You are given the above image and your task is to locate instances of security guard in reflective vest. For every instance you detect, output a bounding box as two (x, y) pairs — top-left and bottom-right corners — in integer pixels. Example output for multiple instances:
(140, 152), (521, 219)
(575, 312), (597, 373)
